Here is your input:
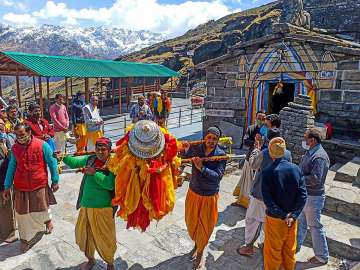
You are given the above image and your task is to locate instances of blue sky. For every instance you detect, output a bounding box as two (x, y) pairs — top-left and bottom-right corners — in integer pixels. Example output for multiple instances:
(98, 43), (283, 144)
(0, 0), (275, 37)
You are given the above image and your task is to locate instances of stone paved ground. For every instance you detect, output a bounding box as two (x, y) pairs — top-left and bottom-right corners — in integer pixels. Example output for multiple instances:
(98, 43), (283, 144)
(0, 167), (352, 270)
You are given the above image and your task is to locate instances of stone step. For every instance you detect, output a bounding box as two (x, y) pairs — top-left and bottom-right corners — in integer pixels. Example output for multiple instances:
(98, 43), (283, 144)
(324, 180), (360, 223)
(338, 60), (360, 70)
(333, 156), (360, 183)
(341, 81), (360, 90)
(341, 70), (360, 81)
(304, 214), (360, 261)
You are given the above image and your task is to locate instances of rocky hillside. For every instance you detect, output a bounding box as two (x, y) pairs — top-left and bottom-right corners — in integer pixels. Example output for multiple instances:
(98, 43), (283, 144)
(119, 0), (360, 89)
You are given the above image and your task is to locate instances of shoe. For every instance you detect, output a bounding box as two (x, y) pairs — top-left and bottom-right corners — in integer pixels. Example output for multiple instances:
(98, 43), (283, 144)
(237, 245), (255, 256)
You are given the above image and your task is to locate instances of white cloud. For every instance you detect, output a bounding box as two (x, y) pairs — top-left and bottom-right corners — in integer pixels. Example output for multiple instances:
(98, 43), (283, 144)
(3, 12), (37, 25)
(2, 0), (233, 37)
(0, 0), (27, 11)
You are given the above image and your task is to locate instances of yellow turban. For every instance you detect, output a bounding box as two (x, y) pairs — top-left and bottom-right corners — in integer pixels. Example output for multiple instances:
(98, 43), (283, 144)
(268, 137), (286, 159)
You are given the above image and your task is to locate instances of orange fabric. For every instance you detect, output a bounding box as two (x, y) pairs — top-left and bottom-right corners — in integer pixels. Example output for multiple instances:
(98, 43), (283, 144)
(74, 123), (87, 152)
(185, 189), (219, 252)
(264, 215), (297, 270)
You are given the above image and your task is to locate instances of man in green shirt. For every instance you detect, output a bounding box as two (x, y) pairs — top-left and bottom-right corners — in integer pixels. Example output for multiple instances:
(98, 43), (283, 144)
(63, 137), (116, 270)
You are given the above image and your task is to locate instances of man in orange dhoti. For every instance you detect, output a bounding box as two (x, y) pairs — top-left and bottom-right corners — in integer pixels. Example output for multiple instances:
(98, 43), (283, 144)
(261, 137), (307, 270)
(182, 126), (227, 269)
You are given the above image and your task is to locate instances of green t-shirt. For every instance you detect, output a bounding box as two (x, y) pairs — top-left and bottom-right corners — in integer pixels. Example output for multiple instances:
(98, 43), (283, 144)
(63, 155), (115, 208)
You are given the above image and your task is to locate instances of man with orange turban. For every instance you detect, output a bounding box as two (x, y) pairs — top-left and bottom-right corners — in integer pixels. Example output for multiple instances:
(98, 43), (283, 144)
(181, 126), (227, 269)
(261, 137), (307, 270)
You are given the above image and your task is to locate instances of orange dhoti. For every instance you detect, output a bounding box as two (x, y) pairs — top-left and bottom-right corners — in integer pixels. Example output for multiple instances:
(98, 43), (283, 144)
(74, 123), (87, 152)
(264, 215), (297, 270)
(185, 189), (219, 252)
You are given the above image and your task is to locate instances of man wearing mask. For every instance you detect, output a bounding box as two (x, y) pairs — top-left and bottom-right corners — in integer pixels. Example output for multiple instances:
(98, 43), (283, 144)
(5, 105), (23, 133)
(25, 103), (56, 152)
(237, 128), (292, 256)
(3, 123), (59, 252)
(71, 92), (87, 153)
(130, 95), (153, 123)
(297, 128), (330, 265)
(0, 118), (16, 244)
(83, 95), (103, 151)
(49, 94), (69, 154)
(232, 111), (266, 208)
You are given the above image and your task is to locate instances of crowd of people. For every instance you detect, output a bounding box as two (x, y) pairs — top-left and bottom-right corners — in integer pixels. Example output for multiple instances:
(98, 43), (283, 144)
(0, 91), (330, 270)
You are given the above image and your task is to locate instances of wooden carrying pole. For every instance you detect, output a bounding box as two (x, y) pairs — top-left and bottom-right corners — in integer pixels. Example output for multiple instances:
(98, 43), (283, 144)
(38, 77), (44, 116)
(16, 75), (21, 107)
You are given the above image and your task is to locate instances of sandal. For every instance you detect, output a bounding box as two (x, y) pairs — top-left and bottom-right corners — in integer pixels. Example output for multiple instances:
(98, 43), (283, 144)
(307, 256), (327, 265)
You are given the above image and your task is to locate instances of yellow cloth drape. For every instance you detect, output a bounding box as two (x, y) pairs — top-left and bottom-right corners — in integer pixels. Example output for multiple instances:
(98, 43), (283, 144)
(264, 215), (297, 270)
(74, 123), (87, 152)
(75, 207), (117, 264)
(87, 130), (103, 145)
(307, 88), (317, 114)
(185, 189), (219, 252)
(156, 97), (163, 114)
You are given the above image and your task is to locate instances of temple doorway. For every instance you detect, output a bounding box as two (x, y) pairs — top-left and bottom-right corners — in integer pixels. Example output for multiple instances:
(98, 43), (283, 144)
(268, 82), (295, 114)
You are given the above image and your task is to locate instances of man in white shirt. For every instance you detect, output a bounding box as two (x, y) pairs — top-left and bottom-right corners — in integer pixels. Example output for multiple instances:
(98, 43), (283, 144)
(83, 95), (104, 151)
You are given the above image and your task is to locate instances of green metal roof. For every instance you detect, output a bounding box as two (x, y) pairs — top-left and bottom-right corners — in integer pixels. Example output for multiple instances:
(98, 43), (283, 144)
(1, 51), (179, 78)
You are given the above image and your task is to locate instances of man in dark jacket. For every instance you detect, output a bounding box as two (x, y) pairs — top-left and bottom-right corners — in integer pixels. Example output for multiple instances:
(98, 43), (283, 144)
(297, 128), (330, 265)
(262, 137), (307, 270)
(71, 92), (87, 152)
(237, 128), (292, 256)
(232, 111), (266, 207)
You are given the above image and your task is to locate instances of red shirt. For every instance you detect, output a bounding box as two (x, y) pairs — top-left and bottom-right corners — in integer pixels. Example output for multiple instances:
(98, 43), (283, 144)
(25, 118), (55, 139)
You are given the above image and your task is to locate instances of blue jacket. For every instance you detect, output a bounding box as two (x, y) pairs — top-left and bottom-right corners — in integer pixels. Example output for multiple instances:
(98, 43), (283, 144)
(250, 148), (292, 201)
(71, 99), (85, 125)
(262, 158), (307, 220)
(183, 144), (227, 196)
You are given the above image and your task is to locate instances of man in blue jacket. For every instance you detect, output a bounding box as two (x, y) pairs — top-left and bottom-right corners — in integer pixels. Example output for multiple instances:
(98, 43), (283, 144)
(262, 137), (307, 270)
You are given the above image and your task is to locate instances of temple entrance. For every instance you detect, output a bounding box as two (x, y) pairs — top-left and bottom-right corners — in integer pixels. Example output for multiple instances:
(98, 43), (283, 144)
(268, 82), (295, 114)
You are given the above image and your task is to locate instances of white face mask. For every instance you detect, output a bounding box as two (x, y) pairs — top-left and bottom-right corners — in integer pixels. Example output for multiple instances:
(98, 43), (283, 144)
(301, 141), (310, 150)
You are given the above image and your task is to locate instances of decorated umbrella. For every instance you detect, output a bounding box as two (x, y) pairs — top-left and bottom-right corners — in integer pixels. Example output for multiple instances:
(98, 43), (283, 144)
(107, 120), (181, 231)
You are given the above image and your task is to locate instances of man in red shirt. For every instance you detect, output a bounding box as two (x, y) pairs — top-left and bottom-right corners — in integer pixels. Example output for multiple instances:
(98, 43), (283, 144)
(25, 103), (56, 152)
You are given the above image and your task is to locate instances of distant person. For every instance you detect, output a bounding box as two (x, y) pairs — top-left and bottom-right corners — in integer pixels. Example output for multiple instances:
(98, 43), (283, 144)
(71, 92), (87, 153)
(83, 95), (103, 151)
(3, 123), (59, 252)
(237, 128), (292, 256)
(262, 137), (307, 270)
(232, 111), (266, 208)
(153, 90), (171, 127)
(62, 137), (116, 270)
(8, 96), (25, 119)
(5, 105), (23, 133)
(0, 118), (17, 244)
(130, 95), (153, 123)
(297, 128), (330, 265)
(1, 108), (8, 122)
(49, 94), (69, 154)
(25, 103), (56, 152)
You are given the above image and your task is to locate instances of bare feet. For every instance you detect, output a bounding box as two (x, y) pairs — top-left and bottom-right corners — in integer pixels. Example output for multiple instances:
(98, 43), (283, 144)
(307, 256), (328, 265)
(45, 220), (54, 234)
(4, 235), (18, 243)
(188, 245), (197, 261)
(107, 264), (115, 270)
(80, 258), (96, 270)
(237, 245), (255, 256)
(192, 251), (203, 269)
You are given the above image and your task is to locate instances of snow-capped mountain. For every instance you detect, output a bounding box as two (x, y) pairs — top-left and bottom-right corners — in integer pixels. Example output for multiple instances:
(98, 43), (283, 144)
(0, 24), (166, 59)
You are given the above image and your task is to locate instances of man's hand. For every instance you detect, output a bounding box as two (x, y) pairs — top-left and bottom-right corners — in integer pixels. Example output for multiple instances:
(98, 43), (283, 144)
(255, 134), (264, 149)
(43, 134), (50, 140)
(51, 183), (59, 193)
(2, 189), (10, 202)
(285, 213), (294, 227)
(181, 142), (190, 153)
(83, 167), (96, 176)
(192, 157), (203, 171)
(138, 111), (144, 117)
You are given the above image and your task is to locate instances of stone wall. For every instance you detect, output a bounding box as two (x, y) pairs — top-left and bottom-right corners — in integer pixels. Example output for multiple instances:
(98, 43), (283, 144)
(203, 57), (246, 148)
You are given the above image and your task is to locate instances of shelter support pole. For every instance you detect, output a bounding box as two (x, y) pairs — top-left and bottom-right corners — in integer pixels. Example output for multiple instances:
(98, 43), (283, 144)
(118, 78), (122, 114)
(100, 77), (104, 111)
(70, 78), (73, 97)
(46, 77), (50, 102)
(65, 77), (69, 109)
(85, 78), (89, 103)
(112, 78), (115, 108)
(142, 77), (145, 96)
(33, 77), (37, 101)
(38, 77), (44, 116)
(16, 75), (21, 108)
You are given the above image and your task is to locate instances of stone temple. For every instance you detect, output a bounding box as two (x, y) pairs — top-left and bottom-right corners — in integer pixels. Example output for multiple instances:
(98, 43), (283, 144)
(197, 0), (360, 165)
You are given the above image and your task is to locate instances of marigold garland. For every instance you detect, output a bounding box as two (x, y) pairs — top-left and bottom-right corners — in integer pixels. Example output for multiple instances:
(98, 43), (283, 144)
(107, 126), (180, 231)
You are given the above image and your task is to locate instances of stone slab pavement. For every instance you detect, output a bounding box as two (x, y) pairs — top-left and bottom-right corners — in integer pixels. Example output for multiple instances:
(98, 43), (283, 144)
(0, 170), (348, 270)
